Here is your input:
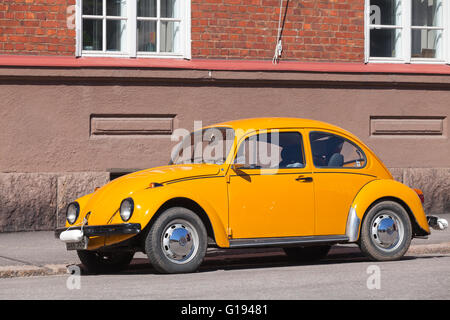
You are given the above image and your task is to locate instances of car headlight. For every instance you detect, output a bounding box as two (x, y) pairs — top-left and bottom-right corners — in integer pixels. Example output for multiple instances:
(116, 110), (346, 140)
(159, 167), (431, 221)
(66, 202), (80, 225)
(120, 198), (134, 222)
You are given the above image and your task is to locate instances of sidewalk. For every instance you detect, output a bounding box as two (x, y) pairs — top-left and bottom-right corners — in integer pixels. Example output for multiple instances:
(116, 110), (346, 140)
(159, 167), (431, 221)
(1, 213), (449, 278)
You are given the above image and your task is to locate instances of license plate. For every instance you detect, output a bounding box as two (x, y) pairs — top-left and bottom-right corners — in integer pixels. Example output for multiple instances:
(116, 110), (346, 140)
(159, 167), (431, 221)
(66, 237), (89, 251)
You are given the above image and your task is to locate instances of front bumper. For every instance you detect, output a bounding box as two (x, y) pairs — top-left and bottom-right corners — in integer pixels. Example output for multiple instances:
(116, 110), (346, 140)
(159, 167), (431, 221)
(54, 223), (141, 239)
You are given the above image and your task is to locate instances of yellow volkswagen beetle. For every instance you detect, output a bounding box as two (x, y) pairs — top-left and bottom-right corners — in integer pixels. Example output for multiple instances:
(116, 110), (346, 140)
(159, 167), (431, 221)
(56, 118), (447, 274)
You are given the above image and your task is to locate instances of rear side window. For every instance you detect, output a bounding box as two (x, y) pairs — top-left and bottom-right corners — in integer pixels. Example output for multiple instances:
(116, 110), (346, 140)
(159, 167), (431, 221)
(309, 132), (366, 169)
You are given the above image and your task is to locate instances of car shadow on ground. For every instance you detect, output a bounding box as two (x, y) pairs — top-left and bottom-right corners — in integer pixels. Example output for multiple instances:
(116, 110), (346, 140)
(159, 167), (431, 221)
(73, 246), (449, 276)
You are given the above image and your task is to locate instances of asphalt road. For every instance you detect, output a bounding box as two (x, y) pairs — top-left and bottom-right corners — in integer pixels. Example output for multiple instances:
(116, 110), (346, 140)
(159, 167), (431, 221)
(0, 250), (449, 300)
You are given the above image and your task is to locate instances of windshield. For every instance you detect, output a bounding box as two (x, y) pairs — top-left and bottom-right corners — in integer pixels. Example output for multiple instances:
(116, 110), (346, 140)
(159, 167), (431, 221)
(170, 127), (235, 165)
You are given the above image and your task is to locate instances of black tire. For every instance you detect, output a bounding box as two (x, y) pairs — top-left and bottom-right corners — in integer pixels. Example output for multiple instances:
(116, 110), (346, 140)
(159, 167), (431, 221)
(283, 245), (331, 262)
(359, 201), (412, 261)
(145, 207), (207, 274)
(77, 250), (134, 274)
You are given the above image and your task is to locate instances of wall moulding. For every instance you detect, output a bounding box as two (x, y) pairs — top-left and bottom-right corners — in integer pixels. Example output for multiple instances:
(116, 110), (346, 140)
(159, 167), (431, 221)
(370, 116), (447, 137)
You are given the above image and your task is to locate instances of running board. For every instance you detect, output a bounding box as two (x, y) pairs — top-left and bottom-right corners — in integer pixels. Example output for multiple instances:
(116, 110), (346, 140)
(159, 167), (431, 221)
(229, 235), (349, 248)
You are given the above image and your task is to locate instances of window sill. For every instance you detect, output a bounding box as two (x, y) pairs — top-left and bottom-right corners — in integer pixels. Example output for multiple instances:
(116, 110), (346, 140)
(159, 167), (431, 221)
(368, 58), (448, 65)
(81, 52), (186, 59)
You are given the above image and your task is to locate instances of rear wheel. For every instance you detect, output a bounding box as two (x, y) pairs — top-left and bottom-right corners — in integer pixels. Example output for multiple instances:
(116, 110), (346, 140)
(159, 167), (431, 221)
(283, 245), (331, 262)
(145, 207), (207, 274)
(77, 250), (134, 274)
(359, 201), (412, 261)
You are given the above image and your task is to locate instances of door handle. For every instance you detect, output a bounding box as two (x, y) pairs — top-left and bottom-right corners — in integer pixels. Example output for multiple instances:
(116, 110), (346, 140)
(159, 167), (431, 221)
(295, 176), (313, 182)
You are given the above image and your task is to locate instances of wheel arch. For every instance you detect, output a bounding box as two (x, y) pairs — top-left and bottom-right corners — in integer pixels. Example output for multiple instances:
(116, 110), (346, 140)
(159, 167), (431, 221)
(359, 196), (428, 239)
(348, 179), (430, 242)
(140, 197), (217, 247)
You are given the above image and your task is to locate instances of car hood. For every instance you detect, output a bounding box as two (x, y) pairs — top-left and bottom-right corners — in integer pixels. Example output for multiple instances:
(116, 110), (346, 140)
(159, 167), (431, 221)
(116, 164), (221, 184)
(82, 164), (221, 225)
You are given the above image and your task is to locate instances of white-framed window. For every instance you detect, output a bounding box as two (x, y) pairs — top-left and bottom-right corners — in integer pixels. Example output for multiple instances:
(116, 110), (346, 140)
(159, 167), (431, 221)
(365, 0), (449, 63)
(75, 0), (191, 59)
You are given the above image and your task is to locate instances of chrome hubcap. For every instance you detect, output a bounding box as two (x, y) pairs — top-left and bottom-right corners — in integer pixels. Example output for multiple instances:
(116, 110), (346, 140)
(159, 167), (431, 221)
(371, 212), (404, 251)
(162, 220), (198, 264)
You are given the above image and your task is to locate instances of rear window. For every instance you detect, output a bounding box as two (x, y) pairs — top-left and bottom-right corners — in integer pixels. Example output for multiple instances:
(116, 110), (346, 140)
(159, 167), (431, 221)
(309, 131), (366, 169)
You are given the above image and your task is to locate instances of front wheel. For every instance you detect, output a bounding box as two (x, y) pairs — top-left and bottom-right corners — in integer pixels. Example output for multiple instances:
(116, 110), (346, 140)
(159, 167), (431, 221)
(359, 201), (412, 261)
(145, 207), (207, 274)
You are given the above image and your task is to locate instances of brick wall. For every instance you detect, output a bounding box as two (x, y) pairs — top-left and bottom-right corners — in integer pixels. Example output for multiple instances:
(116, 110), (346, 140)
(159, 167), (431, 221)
(191, 0), (365, 61)
(0, 0), (76, 56)
(0, 0), (365, 62)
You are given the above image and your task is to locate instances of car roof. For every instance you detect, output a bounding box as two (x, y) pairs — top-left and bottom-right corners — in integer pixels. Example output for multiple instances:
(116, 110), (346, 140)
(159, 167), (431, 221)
(202, 117), (390, 177)
(205, 117), (361, 142)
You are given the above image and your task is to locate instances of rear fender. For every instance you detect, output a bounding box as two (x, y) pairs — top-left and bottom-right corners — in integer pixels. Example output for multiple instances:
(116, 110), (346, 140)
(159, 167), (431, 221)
(346, 179), (430, 242)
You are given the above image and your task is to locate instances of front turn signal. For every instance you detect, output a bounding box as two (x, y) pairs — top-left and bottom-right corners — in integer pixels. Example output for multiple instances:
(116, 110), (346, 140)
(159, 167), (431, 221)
(149, 182), (163, 188)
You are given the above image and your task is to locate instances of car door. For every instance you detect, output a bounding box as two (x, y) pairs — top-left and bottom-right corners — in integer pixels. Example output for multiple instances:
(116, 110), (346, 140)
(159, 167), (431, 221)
(227, 129), (315, 239)
(308, 130), (377, 236)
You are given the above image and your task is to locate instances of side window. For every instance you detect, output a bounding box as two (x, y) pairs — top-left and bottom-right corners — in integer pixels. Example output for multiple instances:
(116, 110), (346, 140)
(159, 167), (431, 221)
(310, 132), (366, 169)
(235, 131), (305, 169)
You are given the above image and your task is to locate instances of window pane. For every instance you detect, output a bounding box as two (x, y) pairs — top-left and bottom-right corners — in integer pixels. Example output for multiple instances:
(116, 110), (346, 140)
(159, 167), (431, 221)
(412, 29), (442, 59)
(83, 0), (103, 16)
(107, 0), (127, 17)
(83, 19), (103, 50)
(310, 132), (366, 168)
(138, 0), (157, 17)
(370, 0), (401, 25)
(138, 20), (157, 52)
(106, 20), (127, 51)
(340, 142), (365, 167)
(235, 132), (304, 169)
(370, 28), (402, 58)
(161, 0), (180, 18)
(172, 128), (235, 165)
(160, 21), (180, 53)
(412, 0), (442, 27)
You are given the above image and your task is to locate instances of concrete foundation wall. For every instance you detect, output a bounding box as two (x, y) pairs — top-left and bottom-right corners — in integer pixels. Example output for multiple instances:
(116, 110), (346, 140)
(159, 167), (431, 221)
(0, 67), (449, 231)
(0, 172), (108, 232)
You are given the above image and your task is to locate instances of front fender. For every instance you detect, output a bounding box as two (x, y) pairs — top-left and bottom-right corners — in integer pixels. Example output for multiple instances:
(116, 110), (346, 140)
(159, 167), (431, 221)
(347, 179), (430, 241)
(112, 184), (230, 248)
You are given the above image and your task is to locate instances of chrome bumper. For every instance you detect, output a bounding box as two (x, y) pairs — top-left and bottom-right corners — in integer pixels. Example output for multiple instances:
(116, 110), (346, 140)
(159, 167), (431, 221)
(427, 216), (448, 231)
(54, 223), (141, 239)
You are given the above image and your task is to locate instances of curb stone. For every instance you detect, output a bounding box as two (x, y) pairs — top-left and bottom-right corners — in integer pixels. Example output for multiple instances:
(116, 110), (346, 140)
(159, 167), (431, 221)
(0, 264), (68, 278)
(406, 242), (450, 255)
